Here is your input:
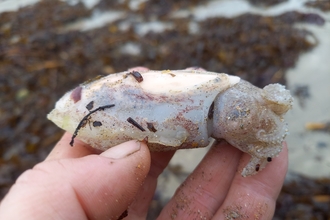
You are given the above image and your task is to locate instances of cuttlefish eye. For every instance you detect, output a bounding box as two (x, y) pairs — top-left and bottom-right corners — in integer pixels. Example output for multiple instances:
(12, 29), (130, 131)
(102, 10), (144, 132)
(262, 84), (293, 115)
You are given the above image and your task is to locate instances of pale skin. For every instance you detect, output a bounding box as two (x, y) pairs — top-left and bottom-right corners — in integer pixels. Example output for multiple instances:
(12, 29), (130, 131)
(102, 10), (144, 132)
(0, 132), (288, 219)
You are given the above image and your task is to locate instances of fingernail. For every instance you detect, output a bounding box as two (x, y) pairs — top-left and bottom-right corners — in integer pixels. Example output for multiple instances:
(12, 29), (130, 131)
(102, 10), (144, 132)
(101, 140), (141, 159)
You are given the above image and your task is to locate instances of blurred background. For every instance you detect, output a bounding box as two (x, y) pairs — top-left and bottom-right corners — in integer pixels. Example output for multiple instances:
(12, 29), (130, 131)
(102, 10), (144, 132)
(0, 0), (329, 219)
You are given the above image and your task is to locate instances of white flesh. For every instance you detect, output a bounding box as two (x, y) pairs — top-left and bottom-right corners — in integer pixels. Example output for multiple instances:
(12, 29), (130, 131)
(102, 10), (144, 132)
(48, 68), (293, 176)
(48, 69), (239, 151)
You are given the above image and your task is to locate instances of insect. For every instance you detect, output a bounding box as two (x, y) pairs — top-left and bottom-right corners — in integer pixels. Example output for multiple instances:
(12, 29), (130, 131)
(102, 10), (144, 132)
(48, 67), (293, 176)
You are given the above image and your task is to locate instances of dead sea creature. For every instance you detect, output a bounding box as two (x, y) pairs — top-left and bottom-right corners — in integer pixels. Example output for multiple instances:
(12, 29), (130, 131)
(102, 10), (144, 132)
(48, 67), (293, 176)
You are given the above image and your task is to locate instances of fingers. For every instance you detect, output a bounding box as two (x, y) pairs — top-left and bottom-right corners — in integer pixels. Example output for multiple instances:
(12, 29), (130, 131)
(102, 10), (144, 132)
(158, 142), (288, 220)
(0, 140), (151, 220)
(46, 132), (101, 160)
(127, 151), (175, 220)
(158, 141), (243, 219)
(214, 143), (288, 220)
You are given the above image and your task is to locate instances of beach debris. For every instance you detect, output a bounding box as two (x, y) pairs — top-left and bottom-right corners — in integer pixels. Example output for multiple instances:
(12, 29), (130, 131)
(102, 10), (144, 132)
(305, 122), (330, 133)
(292, 84), (310, 108)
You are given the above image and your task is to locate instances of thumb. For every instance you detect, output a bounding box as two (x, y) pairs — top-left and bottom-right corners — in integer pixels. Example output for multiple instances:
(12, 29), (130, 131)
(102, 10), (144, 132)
(0, 140), (151, 220)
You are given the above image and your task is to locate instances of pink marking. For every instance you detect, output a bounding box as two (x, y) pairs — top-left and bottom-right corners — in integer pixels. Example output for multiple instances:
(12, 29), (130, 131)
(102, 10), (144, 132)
(70, 86), (82, 103)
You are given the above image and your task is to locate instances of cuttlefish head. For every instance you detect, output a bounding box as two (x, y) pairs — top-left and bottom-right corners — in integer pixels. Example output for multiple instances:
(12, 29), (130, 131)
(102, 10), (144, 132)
(212, 80), (293, 176)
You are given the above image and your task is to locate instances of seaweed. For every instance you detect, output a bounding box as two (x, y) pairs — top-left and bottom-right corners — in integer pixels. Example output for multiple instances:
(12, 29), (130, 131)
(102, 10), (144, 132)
(247, 0), (288, 7)
(306, 0), (330, 12)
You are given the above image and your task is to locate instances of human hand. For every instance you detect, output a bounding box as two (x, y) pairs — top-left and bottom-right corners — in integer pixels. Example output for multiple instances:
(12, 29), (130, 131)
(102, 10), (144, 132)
(0, 132), (288, 220)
